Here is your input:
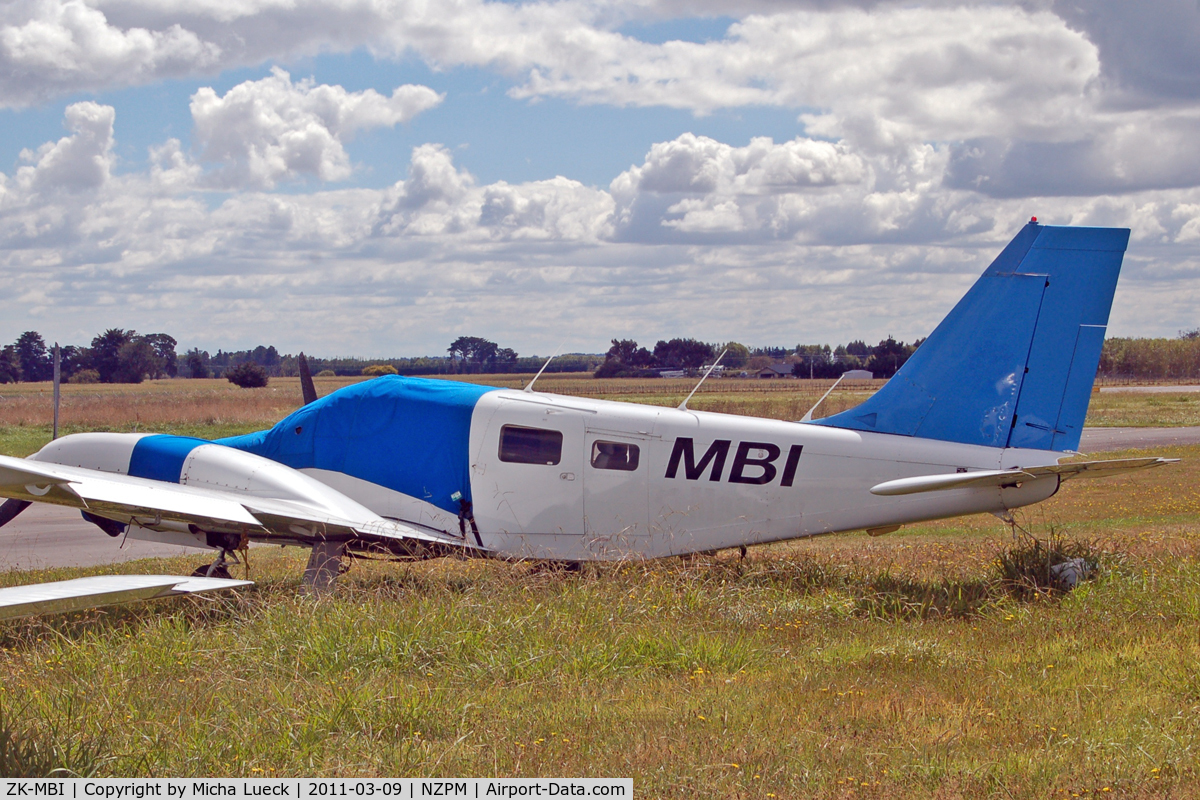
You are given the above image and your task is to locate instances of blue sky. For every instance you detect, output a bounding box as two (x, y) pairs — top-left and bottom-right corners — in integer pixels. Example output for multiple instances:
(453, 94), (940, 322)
(2, 1), (1199, 357)
(2, 47), (807, 191)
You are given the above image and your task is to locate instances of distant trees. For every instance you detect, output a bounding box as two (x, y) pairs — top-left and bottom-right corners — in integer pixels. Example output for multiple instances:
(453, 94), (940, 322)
(0, 328), (183, 384)
(447, 336), (518, 373)
(864, 336), (913, 378)
(90, 329), (130, 383)
(592, 335), (927, 380)
(596, 339), (656, 378)
(14, 324), (1197, 386)
(595, 338), (714, 377)
(14, 332), (52, 382)
(653, 338), (714, 370)
(207, 345), (280, 376)
(87, 329), (177, 383)
(115, 338), (162, 383)
(720, 342), (750, 368)
(185, 349), (210, 378)
(0, 345), (20, 384)
(1, 331), (94, 383)
(362, 364), (399, 376)
(142, 334), (178, 378)
(59, 345), (88, 379)
(1100, 335), (1200, 379)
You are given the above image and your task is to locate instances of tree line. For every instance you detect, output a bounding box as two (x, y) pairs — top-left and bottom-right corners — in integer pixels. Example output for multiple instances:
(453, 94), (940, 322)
(5, 328), (1200, 385)
(1099, 332), (1200, 380)
(596, 336), (924, 378)
(0, 330), (177, 384)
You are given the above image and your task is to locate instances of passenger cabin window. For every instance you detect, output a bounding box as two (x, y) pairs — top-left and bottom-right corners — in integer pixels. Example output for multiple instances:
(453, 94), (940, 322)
(499, 425), (563, 465)
(590, 441), (640, 471)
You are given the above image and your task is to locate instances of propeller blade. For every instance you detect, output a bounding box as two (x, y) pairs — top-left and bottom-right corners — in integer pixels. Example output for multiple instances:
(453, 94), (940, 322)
(0, 498), (32, 528)
(298, 352), (318, 406)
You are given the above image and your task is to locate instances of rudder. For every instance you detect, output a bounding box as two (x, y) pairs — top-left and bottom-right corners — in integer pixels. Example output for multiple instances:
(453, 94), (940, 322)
(814, 221), (1129, 451)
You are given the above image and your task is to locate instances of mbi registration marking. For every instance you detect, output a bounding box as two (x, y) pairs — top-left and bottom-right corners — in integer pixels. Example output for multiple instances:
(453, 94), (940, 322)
(2, 782), (630, 800)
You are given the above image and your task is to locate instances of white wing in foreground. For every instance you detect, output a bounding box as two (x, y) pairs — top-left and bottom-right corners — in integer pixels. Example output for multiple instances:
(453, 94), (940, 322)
(0, 575), (252, 621)
(870, 457), (1177, 497)
(0, 453), (471, 553)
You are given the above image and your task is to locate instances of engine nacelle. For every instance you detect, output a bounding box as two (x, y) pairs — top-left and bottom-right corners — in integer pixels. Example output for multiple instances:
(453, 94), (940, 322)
(31, 433), (375, 527)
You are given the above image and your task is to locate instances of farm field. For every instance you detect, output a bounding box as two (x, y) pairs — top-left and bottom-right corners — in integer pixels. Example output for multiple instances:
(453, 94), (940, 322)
(2, 374), (1200, 457)
(0, 377), (1198, 795)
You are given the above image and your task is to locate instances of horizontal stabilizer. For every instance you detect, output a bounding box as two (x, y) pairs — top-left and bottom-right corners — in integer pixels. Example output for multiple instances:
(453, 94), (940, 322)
(870, 457), (1176, 496)
(0, 575), (252, 621)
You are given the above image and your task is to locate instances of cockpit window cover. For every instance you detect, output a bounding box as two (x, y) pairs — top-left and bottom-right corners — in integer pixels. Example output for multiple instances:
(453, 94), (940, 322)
(499, 426), (563, 465)
(591, 441), (639, 471)
(217, 376), (497, 514)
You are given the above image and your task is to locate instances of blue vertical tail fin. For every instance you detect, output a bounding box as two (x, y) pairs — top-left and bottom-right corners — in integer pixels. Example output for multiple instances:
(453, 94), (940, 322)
(814, 221), (1129, 451)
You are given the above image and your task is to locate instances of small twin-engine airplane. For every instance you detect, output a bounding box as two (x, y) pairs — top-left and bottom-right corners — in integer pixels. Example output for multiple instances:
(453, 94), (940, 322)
(0, 220), (1176, 616)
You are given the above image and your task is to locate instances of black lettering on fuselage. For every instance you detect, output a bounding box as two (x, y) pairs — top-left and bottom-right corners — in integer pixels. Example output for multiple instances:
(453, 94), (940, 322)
(665, 438), (731, 481)
(667, 439), (804, 486)
(780, 444), (803, 487)
(729, 441), (781, 485)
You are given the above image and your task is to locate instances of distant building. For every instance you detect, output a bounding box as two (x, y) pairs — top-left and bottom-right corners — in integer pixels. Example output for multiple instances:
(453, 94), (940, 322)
(757, 362), (793, 379)
(659, 369), (687, 378)
(842, 369), (873, 380)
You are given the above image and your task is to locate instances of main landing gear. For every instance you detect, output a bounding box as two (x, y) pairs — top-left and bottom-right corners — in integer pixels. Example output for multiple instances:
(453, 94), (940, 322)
(191, 547), (238, 580)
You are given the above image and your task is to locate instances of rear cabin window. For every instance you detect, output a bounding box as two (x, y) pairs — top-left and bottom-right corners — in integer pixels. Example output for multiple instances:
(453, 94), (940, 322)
(499, 425), (563, 465)
(590, 441), (640, 471)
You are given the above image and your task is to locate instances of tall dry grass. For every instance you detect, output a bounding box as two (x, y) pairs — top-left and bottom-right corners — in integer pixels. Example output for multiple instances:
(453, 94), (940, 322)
(3, 377), (1199, 446)
(0, 379), (335, 429)
(0, 376), (878, 430)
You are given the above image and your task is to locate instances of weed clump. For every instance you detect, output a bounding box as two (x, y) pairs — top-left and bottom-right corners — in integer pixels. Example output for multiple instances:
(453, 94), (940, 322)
(225, 362), (269, 388)
(995, 531), (1102, 598)
(856, 573), (996, 620)
(0, 714), (109, 778)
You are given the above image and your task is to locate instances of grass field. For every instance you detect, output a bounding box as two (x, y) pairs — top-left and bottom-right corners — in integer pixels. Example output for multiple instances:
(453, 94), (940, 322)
(1, 378), (1198, 795)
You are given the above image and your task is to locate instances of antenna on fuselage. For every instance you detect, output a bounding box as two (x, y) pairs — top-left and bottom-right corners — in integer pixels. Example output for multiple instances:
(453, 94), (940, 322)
(52, 343), (61, 440)
(799, 374), (845, 422)
(524, 343), (563, 393)
(677, 349), (727, 411)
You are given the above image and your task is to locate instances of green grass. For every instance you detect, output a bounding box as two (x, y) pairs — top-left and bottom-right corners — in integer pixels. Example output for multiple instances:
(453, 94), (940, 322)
(1086, 391), (1200, 427)
(1, 540), (1198, 793)
(0, 423), (264, 458)
(1, 448), (1198, 793)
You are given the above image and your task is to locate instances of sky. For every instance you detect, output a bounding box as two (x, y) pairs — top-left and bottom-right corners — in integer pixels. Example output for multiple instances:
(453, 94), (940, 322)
(1, 0), (1199, 358)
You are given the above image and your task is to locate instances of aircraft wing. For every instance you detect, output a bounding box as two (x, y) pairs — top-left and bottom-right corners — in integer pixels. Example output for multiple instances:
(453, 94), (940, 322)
(0, 453), (468, 550)
(0, 575), (253, 621)
(870, 457), (1177, 496)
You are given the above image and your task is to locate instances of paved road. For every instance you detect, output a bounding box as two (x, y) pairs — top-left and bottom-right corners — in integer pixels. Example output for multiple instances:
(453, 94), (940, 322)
(0, 504), (206, 571)
(1078, 426), (1200, 451)
(1099, 385), (1200, 393)
(3, 426), (1199, 572)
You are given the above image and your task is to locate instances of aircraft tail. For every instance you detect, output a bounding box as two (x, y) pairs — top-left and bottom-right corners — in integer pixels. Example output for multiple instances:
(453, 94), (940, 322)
(814, 221), (1130, 451)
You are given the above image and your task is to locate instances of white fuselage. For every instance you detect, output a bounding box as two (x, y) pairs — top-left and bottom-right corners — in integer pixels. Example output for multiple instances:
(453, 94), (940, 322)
(26, 389), (1065, 561)
(304, 389), (1063, 560)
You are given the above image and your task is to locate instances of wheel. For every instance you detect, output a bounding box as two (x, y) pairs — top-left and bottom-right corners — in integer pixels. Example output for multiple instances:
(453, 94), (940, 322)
(191, 563), (232, 579)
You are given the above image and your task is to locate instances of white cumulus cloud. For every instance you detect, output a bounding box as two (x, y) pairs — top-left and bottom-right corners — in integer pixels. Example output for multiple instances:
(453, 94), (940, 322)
(190, 67), (443, 189)
(13, 100), (115, 193)
(0, 0), (220, 107)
